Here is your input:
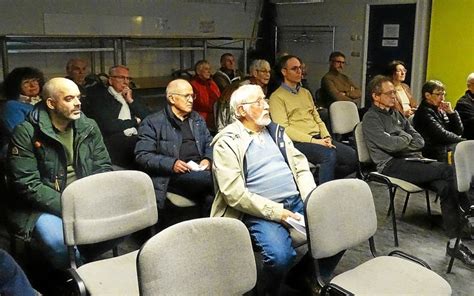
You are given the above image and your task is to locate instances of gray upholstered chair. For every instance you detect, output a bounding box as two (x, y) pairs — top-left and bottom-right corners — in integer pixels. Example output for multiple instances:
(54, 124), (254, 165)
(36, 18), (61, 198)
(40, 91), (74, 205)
(447, 140), (474, 273)
(137, 217), (257, 295)
(61, 170), (158, 295)
(329, 101), (360, 142)
(305, 179), (452, 295)
(354, 121), (432, 246)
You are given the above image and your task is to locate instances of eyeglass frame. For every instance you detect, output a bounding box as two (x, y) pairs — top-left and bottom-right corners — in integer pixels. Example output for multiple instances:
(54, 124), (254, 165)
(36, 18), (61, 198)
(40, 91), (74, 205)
(431, 91), (446, 97)
(239, 97), (269, 107)
(378, 90), (397, 96)
(169, 92), (196, 101)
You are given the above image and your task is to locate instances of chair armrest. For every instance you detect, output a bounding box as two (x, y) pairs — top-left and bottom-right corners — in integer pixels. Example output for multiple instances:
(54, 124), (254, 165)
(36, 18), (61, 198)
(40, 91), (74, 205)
(367, 172), (393, 185)
(321, 283), (354, 296)
(388, 250), (432, 269)
(66, 268), (87, 296)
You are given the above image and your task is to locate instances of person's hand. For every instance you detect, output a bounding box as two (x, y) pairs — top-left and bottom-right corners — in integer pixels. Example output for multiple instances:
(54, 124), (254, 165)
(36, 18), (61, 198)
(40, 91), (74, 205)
(122, 86), (134, 104)
(439, 101), (454, 114)
(281, 209), (300, 224)
(135, 116), (141, 124)
(199, 159), (211, 170)
(404, 109), (415, 117)
(312, 137), (335, 148)
(172, 160), (191, 174)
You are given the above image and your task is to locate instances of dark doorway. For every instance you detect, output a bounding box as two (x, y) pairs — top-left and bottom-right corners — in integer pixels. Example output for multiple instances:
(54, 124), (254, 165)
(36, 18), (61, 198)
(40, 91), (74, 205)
(365, 3), (416, 103)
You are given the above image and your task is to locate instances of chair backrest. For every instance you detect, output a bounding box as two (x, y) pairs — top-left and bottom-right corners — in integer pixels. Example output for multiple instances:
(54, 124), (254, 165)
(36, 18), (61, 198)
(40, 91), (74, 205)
(61, 170), (158, 246)
(354, 121), (372, 164)
(137, 217), (257, 296)
(454, 140), (474, 192)
(305, 179), (377, 259)
(330, 101), (360, 135)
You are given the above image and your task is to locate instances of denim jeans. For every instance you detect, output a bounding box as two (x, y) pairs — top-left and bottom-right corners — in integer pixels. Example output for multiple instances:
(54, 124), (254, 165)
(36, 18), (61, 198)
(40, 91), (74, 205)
(295, 140), (357, 184)
(32, 213), (124, 270)
(243, 194), (303, 293)
(0, 249), (36, 296)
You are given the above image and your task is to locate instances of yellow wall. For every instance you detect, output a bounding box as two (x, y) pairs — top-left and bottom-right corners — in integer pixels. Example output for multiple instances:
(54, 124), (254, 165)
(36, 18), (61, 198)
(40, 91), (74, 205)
(426, 0), (474, 104)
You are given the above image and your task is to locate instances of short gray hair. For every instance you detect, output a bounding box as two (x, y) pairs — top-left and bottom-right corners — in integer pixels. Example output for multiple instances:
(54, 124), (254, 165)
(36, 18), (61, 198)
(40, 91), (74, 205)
(230, 84), (264, 119)
(249, 59), (270, 74)
(467, 73), (474, 84)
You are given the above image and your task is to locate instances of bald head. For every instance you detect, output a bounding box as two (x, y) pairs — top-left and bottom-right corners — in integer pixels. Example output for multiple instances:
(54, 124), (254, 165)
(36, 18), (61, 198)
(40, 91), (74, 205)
(467, 73), (474, 93)
(43, 78), (82, 126)
(43, 77), (79, 100)
(166, 79), (194, 118)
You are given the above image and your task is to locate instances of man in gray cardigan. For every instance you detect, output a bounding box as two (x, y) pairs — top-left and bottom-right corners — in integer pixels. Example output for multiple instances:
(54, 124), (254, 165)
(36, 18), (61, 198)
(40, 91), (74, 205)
(362, 75), (474, 269)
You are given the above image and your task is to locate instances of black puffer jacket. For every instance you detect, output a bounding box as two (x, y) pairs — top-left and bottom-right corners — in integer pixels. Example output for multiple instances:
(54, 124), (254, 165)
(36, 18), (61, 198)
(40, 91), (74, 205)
(413, 100), (464, 161)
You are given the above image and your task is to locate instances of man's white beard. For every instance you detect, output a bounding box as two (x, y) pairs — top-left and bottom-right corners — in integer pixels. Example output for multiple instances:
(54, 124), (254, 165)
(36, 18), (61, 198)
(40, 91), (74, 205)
(255, 113), (271, 127)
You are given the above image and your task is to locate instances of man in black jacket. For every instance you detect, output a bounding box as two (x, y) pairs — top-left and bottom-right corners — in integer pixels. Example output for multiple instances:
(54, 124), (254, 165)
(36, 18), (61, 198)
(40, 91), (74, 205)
(86, 65), (149, 168)
(455, 73), (474, 139)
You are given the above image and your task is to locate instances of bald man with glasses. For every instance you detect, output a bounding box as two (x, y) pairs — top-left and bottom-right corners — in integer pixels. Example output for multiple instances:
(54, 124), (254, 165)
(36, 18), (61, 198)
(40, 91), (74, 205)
(319, 51), (362, 108)
(135, 79), (214, 220)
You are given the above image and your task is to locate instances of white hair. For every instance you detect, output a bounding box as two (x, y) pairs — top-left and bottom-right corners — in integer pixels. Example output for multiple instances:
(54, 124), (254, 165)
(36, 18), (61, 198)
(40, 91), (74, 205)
(249, 59), (270, 74)
(230, 84), (264, 119)
(467, 73), (474, 84)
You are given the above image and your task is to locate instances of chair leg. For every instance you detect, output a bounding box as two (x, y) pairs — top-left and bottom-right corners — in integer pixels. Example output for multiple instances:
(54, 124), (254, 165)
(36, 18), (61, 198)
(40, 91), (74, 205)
(389, 187), (399, 247)
(447, 236), (461, 273)
(386, 187), (397, 217)
(425, 190), (432, 216)
(402, 193), (410, 216)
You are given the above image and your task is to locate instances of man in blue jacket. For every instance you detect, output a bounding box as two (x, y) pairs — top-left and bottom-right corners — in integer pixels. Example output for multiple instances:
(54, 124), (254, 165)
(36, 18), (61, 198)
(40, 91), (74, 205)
(135, 79), (214, 219)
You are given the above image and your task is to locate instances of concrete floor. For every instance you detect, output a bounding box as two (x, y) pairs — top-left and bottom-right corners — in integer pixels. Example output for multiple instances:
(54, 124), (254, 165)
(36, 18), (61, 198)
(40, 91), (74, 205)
(334, 182), (474, 296)
(1, 180), (473, 295)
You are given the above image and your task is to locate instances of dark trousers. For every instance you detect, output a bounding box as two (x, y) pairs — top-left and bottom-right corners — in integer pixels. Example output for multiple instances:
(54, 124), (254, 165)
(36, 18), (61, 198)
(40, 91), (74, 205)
(382, 158), (469, 238)
(295, 140), (357, 184)
(104, 134), (138, 169)
(168, 170), (214, 216)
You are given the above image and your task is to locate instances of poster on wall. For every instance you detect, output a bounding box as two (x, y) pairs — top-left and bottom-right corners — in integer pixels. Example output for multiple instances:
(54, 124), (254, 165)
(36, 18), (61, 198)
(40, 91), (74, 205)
(382, 39), (398, 47)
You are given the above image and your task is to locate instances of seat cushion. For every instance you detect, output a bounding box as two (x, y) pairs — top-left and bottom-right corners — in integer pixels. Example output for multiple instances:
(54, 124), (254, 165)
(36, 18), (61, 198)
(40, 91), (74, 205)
(330, 256), (451, 295)
(167, 192), (197, 207)
(77, 250), (139, 295)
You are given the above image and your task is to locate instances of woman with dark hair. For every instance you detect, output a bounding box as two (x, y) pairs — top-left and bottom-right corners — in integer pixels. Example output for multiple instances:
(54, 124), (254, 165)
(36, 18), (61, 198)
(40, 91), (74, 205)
(387, 60), (417, 117)
(413, 80), (464, 162)
(2, 67), (45, 133)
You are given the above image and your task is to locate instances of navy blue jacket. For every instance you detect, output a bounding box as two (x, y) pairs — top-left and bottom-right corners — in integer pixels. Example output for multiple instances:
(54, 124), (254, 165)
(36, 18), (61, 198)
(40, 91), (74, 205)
(135, 105), (213, 208)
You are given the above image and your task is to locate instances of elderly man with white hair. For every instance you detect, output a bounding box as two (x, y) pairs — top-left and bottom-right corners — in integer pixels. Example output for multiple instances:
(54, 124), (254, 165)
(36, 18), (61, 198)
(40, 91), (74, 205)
(455, 72), (474, 139)
(211, 84), (343, 295)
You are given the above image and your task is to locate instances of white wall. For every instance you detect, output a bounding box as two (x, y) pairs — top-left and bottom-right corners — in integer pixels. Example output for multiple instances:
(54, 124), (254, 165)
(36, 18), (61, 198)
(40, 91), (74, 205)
(275, 0), (428, 97)
(0, 0), (259, 82)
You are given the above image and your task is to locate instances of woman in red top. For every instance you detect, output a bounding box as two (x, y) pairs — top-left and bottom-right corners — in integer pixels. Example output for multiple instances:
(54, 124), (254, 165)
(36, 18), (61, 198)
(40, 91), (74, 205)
(190, 60), (221, 132)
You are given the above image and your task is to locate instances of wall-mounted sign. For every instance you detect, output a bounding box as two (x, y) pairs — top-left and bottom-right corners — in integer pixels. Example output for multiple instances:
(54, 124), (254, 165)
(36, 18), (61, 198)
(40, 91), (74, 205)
(382, 39), (398, 47)
(383, 24), (400, 38)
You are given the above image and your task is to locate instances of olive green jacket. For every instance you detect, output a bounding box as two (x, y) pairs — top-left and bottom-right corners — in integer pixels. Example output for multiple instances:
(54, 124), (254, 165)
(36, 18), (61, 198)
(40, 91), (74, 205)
(6, 102), (112, 240)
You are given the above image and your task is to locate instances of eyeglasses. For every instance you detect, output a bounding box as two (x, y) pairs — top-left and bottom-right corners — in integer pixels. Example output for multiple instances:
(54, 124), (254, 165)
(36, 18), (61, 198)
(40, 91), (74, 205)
(431, 91), (446, 97)
(284, 66), (302, 72)
(110, 75), (133, 81)
(21, 78), (40, 85)
(240, 97), (268, 107)
(257, 69), (271, 74)
(379, 90), (397, 96)
(170, 93), (196, 101)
